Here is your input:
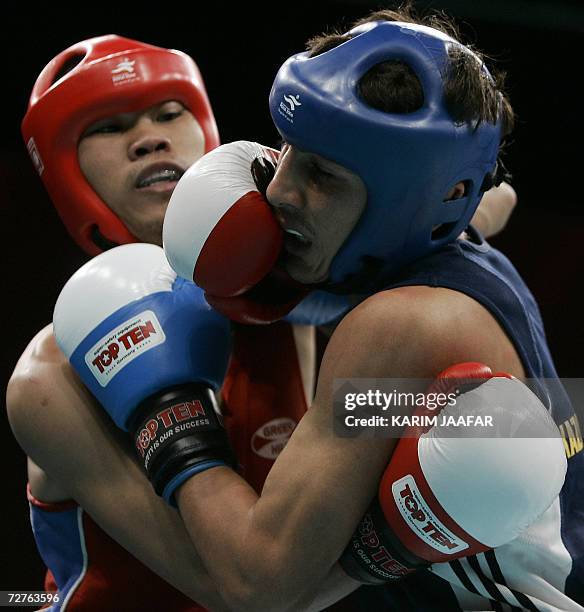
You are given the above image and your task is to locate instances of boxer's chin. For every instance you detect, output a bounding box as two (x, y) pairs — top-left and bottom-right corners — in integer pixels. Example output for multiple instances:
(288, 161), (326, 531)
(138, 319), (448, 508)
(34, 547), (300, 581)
(282, 252), (328, 285)
(125, 214), (165, 246)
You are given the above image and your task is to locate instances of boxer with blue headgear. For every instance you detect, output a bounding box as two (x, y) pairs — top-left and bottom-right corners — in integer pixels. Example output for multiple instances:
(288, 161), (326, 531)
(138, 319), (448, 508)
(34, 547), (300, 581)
(163, 18), (515, 313)
(145, 9), (578, 612)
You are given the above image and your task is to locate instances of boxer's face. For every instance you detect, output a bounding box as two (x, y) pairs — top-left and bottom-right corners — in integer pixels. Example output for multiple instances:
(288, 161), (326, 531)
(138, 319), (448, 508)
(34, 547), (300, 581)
(78, 101), (205, 245)
(267, 144), (366, 284)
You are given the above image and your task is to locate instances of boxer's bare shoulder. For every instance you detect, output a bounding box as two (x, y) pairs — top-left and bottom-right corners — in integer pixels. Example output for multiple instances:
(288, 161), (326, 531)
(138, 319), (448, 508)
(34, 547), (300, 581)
(8, 324), (80, 430)
(7, 324), (71, 407)
(335, 285), (525, 379)
(11, 324), (65, 375)
(6, 324), (122, 490)
(7, 325), (64, 428)
(7, 325), (80, 499)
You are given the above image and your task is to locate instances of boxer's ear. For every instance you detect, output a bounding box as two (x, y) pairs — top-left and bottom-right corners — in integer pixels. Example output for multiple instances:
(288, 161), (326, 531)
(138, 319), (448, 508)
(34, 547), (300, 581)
(443, 182), (466, 201)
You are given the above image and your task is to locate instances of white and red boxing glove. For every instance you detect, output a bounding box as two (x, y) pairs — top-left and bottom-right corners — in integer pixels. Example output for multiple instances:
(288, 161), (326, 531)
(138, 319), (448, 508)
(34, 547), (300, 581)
(340, 363), (567, 583)
(163, 140), (309, 324)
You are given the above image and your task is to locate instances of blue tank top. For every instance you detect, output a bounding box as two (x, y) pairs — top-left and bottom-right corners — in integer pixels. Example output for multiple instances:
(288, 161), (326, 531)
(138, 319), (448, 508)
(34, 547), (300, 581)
(348, 227), (584, 611)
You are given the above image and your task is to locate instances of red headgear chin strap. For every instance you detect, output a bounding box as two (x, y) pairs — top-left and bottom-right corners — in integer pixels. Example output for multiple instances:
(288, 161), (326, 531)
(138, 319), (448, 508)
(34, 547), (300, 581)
(22, 35), (220, 255)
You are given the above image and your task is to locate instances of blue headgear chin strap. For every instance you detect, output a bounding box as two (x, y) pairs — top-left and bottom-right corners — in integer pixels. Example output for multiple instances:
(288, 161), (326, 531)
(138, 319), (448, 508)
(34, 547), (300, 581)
(269, 21), (503, 288)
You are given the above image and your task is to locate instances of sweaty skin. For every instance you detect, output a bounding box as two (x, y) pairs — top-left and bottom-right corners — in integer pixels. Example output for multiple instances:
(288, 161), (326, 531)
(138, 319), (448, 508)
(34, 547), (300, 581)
(268, 145), (516, 285)
(267, 145), (368, 284)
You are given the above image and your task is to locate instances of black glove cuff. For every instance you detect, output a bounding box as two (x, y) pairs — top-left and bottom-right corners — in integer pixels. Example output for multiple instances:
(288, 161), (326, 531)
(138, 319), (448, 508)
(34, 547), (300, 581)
(129, 383), (235, 496)
(339, 498), (427, 584)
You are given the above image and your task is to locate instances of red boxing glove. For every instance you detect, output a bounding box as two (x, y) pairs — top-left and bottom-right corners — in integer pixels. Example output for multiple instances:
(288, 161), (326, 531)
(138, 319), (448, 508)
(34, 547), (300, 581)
(163, 141), (309, 324)
(340, 362), (566, 583)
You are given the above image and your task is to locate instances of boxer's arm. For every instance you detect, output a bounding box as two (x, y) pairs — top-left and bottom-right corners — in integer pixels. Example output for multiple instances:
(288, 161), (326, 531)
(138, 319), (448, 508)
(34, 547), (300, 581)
(7, 325), (353, 609)
(470, 181), (517, 238)
(6, 325), (229, 610)
(175, 285), (526, 610)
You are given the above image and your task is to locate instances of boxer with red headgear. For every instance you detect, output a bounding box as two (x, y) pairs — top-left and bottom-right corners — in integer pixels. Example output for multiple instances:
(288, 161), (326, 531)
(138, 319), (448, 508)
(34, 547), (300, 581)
(11, 32), (352, 610)
(9, 34), (234, 611)
(22, 35), (219, 253)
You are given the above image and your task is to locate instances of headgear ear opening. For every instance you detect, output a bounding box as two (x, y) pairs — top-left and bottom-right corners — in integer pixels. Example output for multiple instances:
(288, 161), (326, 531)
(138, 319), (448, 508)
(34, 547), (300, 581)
(22, 35), (220, 255)
(90, 226), (121, 252)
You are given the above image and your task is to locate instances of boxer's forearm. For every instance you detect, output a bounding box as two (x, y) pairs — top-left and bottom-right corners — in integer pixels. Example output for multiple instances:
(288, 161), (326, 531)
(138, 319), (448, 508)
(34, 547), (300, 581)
(7, 339), (230, 611)
(174, 302), (416, 609)
(177, 466), (341, 611)
(176, 467), (262, 608)
(78, 454), (229, 609)
(85, 446), (359, 612)
(177, 468), (361, 612)
(175, 414), (392, 611)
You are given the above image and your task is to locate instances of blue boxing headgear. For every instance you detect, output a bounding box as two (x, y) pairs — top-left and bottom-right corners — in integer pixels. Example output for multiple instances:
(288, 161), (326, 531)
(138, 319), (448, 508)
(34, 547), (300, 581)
(269, 21), (503, 286)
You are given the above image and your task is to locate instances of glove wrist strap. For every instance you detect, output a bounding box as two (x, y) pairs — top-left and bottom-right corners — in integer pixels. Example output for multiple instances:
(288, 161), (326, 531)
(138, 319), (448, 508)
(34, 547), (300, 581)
(339, 498), (427, 584)
(129, 383), (235, 503)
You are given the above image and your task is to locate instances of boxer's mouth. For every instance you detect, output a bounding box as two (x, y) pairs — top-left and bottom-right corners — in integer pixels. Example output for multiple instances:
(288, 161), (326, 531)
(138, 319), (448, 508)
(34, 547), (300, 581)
(284, 228), (311, 245)
(275, 212), (313, 249)
(135, 163), (185, 190)
(283, 228), (313, 258)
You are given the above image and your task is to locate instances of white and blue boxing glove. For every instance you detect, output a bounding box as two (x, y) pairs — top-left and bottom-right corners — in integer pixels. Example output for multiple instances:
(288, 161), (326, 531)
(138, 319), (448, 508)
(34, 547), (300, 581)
(53, 243), (233, 504)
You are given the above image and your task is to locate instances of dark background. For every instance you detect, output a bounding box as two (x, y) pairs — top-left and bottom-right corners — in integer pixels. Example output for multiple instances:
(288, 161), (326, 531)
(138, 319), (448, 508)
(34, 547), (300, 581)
(2, 0), (582, 591)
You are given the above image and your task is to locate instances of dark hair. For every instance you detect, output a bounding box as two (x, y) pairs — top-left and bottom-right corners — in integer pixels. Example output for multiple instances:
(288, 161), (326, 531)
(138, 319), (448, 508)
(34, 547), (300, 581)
(306, 4), (514, 137)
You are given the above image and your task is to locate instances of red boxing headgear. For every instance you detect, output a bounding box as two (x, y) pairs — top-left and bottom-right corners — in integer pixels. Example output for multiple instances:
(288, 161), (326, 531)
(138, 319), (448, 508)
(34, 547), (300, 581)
(22, 35), (220, 255)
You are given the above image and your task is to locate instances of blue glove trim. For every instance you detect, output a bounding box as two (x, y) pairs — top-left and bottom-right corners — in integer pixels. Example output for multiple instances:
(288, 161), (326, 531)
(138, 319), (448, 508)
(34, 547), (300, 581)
(163, 460), (227, 507)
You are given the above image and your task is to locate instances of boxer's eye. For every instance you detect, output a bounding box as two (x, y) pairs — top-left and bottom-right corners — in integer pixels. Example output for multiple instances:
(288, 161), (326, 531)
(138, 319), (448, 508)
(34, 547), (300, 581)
(309, 161), (335, 184)
(83, 121), (123, 136)
(157, 101), (185, 123)
(158, 110), (183, 122)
